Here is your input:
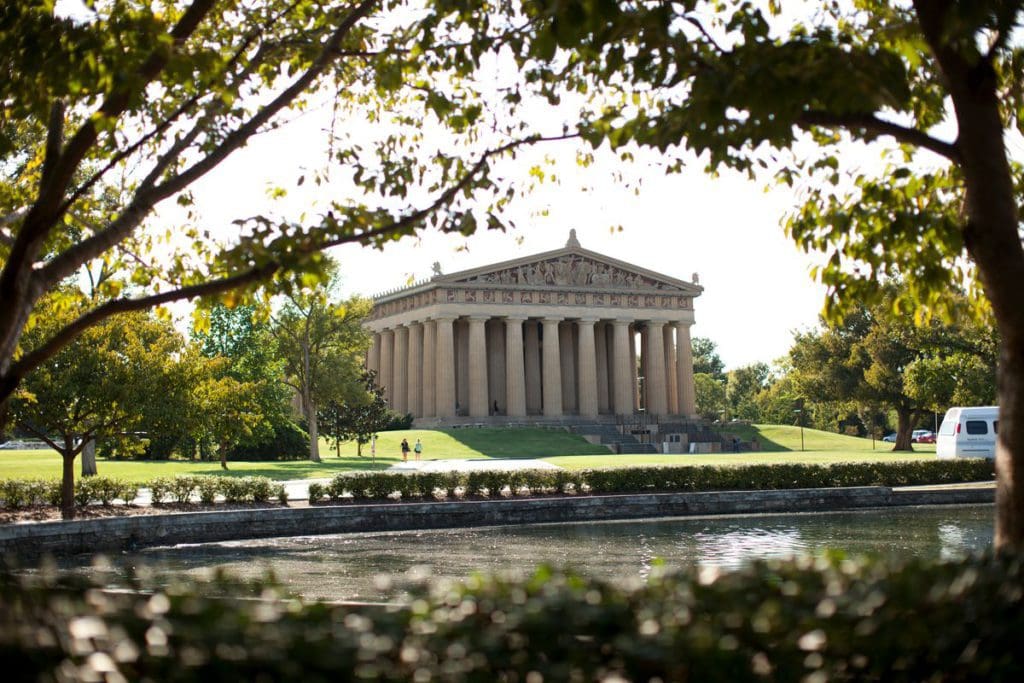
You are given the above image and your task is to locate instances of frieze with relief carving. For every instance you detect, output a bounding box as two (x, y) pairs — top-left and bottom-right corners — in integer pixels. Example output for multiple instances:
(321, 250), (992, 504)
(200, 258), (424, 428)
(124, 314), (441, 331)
(457, 255), (684, 291)
(369, 288), (693, 320)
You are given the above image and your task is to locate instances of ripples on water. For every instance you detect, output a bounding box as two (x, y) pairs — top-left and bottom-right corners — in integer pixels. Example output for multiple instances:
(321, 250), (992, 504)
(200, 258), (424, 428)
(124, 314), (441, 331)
(72, 505), (993, 602)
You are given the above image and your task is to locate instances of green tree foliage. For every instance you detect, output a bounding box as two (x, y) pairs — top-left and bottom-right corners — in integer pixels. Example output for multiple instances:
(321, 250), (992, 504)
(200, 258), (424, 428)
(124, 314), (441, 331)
(691, 336), (726, 380)
(693, 372), (726, 422)
(9, 298), (184, 518)
(0, 0), (615, 411)
(789, 286), (996, 451)
(562, 0), (1024, 546)
(726, 362), (771, 421)
(271, 266), (371, 462)
(193, 303), (292, 448)
(318, 370), (391, 458)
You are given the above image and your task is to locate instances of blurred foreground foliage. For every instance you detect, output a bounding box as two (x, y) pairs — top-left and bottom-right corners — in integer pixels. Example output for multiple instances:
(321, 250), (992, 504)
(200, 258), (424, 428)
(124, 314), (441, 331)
(1, 552), (1021, 681)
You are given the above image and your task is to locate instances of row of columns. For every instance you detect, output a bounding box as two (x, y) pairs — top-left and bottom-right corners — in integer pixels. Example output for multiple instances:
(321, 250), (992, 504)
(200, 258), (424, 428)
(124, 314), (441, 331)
(369, 317), (697, 419)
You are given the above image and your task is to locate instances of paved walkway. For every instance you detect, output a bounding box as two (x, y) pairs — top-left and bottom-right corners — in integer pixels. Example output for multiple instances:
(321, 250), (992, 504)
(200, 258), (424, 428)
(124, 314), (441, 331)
(131, 459), (559, 504)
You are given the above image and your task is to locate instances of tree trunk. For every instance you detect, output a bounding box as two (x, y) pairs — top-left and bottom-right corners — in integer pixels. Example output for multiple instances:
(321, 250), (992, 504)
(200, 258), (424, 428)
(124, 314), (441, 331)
(80, 438), (97, 477)
(893, 407), (914, 451)
(61, 451), (76, 520)
(220, 439), (229, 470)
(914, 1), (1024, 549)
(307, 396), (321, 462)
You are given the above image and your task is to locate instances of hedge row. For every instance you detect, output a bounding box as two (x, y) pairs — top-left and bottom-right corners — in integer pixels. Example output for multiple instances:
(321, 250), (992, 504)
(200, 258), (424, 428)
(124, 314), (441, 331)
(1, 550), (1020, 681)
(0, 475), (286, 510)
(310, 459), (995, 503)
(0, 477), (139, 508)
(148, 475), (286, 505)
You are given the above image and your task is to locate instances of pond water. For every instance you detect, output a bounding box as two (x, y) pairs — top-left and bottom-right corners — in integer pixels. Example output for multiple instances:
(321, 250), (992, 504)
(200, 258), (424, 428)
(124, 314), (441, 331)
(70, 504), (993, 602)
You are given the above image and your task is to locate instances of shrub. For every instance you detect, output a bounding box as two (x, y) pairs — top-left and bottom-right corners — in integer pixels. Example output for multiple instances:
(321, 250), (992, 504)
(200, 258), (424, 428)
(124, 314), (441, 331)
(148, 477), (174, 504)
(1, 552), (1021, 681)
(167, 476), (198, 504)
(227, 421), (309, 461)
(307, 482), (324, 505)
(0, 479), (52, 508)
(195, 477), (219, 505)
(273, 484), (288, 505)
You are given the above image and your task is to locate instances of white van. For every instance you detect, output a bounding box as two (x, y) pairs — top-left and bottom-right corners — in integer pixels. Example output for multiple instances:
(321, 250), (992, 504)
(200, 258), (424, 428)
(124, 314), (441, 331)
(936, 406), (999, 459)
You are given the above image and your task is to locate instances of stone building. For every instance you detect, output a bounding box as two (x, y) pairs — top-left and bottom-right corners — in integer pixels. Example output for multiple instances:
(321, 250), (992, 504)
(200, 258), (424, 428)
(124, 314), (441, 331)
(365, 231), (702, 425)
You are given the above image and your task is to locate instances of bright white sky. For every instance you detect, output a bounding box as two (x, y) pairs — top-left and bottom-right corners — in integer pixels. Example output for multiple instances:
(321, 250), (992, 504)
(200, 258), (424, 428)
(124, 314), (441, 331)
(187, 118), (829, 371)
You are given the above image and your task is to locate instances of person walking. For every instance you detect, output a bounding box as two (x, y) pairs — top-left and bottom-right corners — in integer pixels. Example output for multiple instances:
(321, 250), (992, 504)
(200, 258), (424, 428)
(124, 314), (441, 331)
(413, 438), (423, 461)
(400, 438), (410, 462)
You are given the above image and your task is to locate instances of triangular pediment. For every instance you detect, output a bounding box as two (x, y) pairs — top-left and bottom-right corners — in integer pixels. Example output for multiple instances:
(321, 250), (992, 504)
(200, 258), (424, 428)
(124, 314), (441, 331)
(435, 246), (702, 295)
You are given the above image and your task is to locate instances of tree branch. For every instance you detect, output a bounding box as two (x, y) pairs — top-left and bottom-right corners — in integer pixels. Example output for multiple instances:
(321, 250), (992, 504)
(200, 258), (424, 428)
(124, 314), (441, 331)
(38, 0), (378, 290)
(799, 110), (961, 163)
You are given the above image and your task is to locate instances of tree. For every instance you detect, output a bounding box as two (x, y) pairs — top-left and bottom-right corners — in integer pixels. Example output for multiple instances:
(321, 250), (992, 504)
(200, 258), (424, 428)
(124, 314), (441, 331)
(789, 286), (997, 451)
(272, 270), (371, 462)
(693, 373), (727, 422)
(726, 362), (771, 422)
(9, 300), (184, 518)
(561, 1), (1024, 547)
(0, 0), (602, 412)
(319, 370), (392, 458)
(193, 303), (293, 450)
(691, 337), (726, 381)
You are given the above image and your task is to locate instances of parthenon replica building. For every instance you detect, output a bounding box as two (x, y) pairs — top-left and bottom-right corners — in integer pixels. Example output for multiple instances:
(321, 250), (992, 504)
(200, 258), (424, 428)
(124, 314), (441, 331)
(365, 231), (701, 425)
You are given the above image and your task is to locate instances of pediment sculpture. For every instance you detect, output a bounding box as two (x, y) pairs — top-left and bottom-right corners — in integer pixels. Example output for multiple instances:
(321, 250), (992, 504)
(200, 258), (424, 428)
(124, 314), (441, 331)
(452, 255), (681, 291)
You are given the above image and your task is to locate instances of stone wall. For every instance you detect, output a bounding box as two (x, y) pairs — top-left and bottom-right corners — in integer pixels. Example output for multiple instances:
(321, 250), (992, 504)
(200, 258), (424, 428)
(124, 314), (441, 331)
(0, 486), (994, 560)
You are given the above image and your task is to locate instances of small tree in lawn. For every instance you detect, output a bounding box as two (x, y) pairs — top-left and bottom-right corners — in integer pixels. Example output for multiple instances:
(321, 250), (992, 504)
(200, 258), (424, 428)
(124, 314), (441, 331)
(9, 296), (183, 519)
(272, 265), (371, 462)
(320, 370), (391, 458)
(191, 359), (263, 471)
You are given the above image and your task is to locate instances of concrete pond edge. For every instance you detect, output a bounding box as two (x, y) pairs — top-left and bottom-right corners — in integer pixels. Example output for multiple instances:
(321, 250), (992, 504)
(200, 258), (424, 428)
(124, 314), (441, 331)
(0, 485), (995, 560)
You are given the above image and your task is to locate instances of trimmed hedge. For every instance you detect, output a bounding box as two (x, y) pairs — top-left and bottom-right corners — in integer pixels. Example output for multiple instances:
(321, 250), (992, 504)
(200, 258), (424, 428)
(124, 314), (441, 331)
(0, 460), (995, 511)
(0, 475), (284, 510)
(0, 551), (1020, 680)
(314, 459), (995, 503)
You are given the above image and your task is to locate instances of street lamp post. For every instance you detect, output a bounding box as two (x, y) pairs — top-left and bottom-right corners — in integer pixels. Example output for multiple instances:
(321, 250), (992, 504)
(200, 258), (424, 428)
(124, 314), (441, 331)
(794, 408), (804, 452)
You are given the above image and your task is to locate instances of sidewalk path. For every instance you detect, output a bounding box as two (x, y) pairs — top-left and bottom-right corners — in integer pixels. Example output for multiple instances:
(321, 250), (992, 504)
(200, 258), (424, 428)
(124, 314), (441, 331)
(130, 459), (559, 504)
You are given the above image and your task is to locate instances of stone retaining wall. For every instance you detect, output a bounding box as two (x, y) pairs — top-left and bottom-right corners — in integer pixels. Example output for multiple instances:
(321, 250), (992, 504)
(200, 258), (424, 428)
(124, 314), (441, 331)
(0, 486), (994, 560)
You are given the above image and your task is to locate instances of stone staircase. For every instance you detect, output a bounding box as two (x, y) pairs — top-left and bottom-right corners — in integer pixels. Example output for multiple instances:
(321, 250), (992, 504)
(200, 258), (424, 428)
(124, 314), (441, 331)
(569, 422), (658, 454)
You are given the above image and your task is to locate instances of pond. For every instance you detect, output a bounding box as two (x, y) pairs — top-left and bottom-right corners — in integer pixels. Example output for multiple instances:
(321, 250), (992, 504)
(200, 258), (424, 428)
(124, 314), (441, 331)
(70, 504), (993, 602)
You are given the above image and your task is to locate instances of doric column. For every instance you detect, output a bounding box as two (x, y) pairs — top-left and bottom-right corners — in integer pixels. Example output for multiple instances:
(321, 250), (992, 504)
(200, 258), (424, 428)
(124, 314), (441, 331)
(559, 322), (577, 413)
(595, 322), (610, 414)
(422, 320), (437, 417)
(368, 332), (381, 377)
(504, 316), (527, 417)
(524, 320), (542, 414)
(664, 324), (679, 414)
(456, 319), (469, 413)
(378, 328), (394, 407)
(629, 323), (639, 411)
(468, 316), (489, 417)
(393, 325), (409, 414)
(646, 321), (668, 416)
(435, 317), (456, 417)
(541, 317), (563, 417)
(576, 318), (599, 418)
(640, 324), (650, 411)
(611, 320), (633, 415)
(407, 322), (423, 417)
(487, 320), (506, 414)
(675, 322), (697, 417)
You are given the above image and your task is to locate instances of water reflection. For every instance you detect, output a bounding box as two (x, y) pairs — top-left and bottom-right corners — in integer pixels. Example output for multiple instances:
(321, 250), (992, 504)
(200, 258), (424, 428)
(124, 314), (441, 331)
(67, 505), (993, 602)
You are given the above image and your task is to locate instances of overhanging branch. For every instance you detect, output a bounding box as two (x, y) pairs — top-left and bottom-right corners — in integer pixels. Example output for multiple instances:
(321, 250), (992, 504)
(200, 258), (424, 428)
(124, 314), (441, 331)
(800, 110), (962, 164)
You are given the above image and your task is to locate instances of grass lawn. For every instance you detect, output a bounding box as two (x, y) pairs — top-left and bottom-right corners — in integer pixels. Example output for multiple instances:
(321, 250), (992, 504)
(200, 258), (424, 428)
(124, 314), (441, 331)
(0, 428), (610, 482)
(1, 424), (938, 481)
(544, 424), (938, 470)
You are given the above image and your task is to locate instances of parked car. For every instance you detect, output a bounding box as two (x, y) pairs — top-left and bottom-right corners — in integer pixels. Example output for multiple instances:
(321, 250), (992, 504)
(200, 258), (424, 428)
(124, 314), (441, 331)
(912, 429), (936, 443)
(882, 433), (897, 442)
